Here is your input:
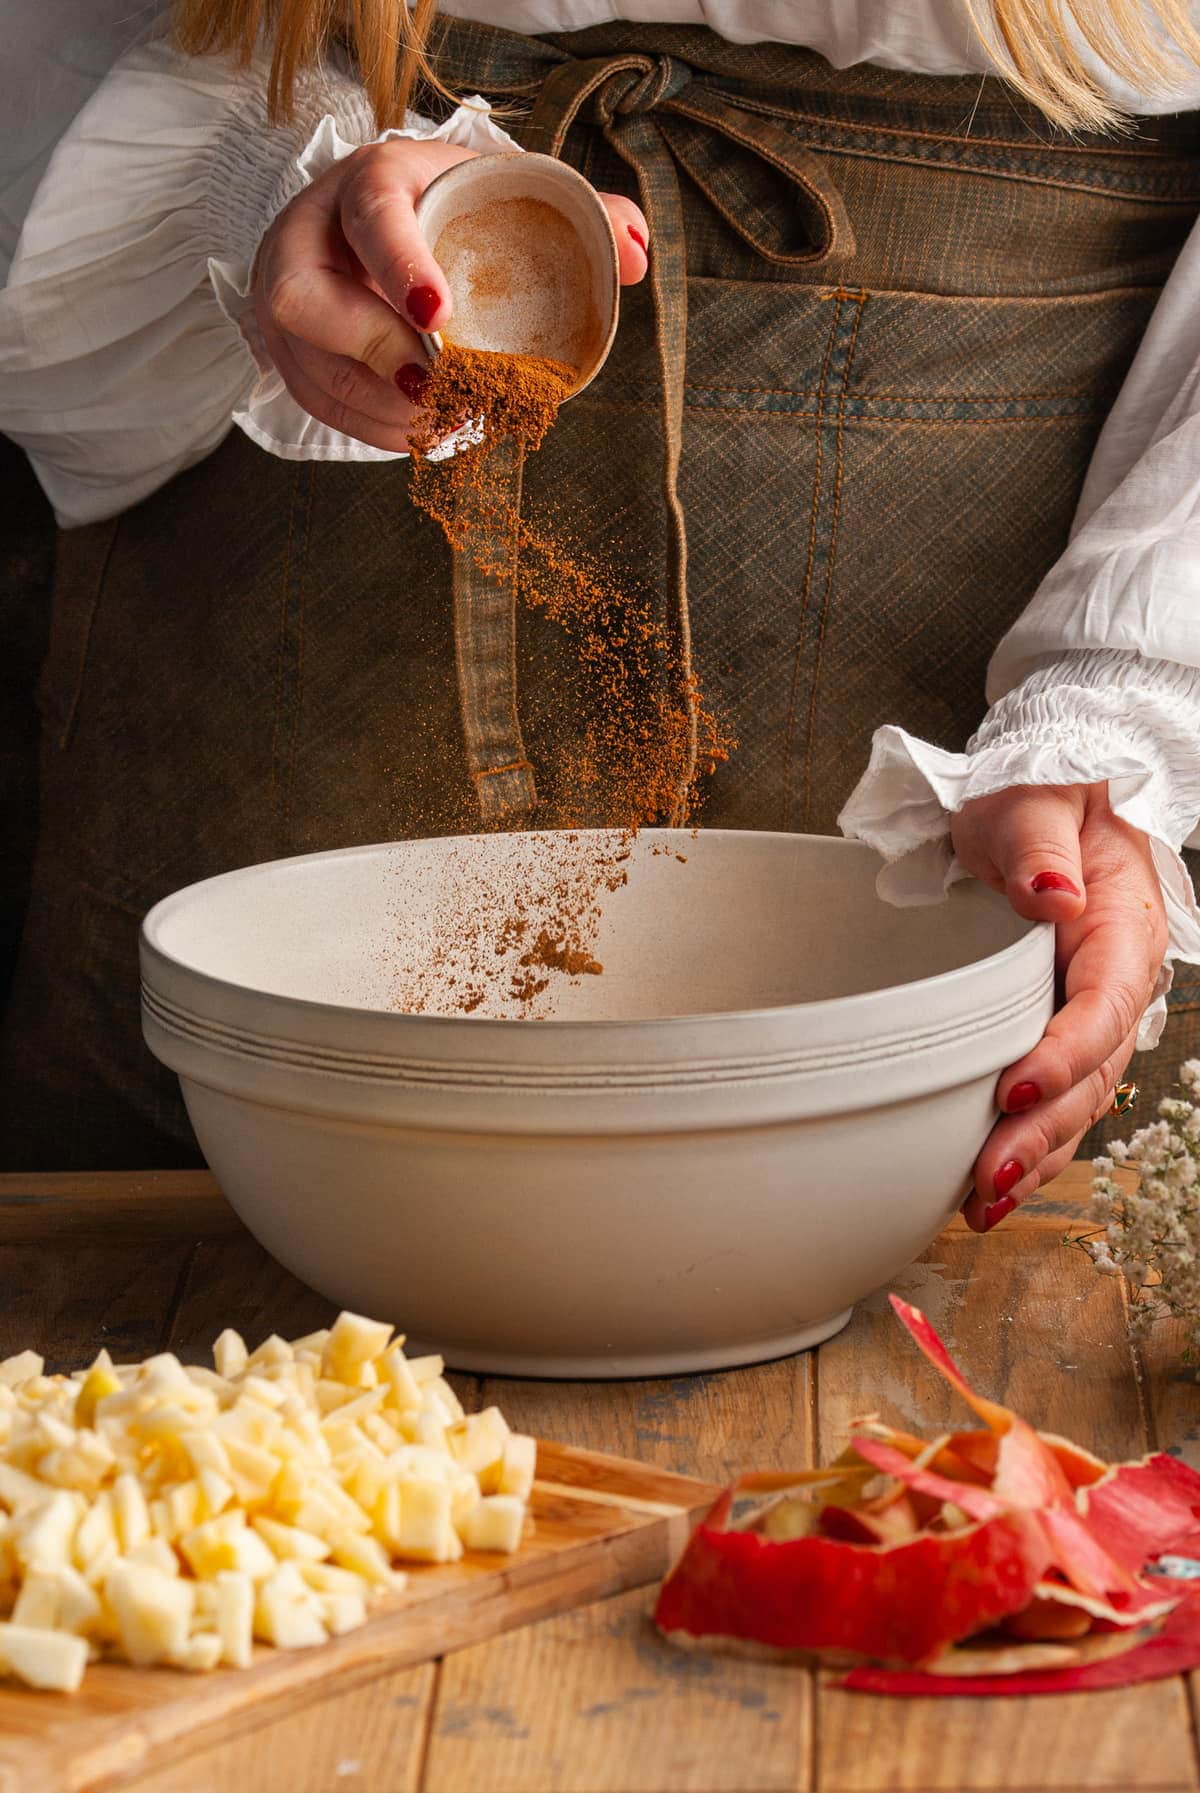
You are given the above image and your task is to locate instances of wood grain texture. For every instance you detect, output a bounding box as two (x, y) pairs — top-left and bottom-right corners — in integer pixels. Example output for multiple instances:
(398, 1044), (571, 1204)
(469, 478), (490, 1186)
(0, 1244), (195, 1376)
(817, 1669), (1197, 1792)
(424, 1585), (809, 1793)
(0, 1446), (717, 1793)
(101, 1663), (435, 1793)
(0, 1173), (245, 1241)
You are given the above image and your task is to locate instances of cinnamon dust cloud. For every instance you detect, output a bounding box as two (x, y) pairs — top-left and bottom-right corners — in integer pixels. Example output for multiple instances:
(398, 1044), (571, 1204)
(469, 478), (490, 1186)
(394, 342), (731, 1018)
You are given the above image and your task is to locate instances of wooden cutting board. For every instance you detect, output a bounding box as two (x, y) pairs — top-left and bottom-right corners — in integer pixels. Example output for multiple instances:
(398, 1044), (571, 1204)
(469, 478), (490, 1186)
(0, 1441), (719, 1793)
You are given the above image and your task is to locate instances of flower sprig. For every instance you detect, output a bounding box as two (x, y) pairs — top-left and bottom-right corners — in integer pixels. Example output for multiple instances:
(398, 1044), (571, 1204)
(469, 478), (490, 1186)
(1088, 1060), (1200, 1351)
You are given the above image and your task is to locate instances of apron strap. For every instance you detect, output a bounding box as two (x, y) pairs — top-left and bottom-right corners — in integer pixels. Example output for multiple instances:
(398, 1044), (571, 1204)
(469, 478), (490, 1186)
(450, 434), (540, 822)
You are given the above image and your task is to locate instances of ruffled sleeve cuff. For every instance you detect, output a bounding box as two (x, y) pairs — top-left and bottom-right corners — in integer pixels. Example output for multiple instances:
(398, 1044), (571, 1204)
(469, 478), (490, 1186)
(837, 649), (1200, 1049)
(208, 98), (521, 463)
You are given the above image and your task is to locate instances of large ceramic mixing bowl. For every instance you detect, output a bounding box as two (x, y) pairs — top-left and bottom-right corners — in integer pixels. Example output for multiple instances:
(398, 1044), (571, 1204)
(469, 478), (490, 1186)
(141, 830), (1053, 1377)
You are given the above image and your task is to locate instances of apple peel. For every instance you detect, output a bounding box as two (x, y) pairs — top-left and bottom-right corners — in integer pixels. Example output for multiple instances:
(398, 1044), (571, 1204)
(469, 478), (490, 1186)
(653, 1296), (1200, 1691)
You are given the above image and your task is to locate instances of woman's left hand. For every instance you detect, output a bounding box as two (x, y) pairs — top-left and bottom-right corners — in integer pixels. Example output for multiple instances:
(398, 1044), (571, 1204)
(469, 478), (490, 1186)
(950, 782), (1167, 1233)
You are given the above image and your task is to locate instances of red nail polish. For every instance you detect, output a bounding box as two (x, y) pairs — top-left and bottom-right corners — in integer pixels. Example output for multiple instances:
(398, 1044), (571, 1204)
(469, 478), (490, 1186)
(1031, 871), (1081, 897)
(395, 363), (430, 403)
(983, 1195), (1018, 1232)
(407, 284), (441, 330)
(1007, 1080), (1041, 1112)
(994, 1159), (1024, 1198)
(628, 226), (648, 255)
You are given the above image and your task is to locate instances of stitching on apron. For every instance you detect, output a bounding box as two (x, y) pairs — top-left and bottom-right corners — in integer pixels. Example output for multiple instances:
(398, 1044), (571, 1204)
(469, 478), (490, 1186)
(270, 460), (300, 841)
(286, 463), (316, 843)
(802, 289), (867, 831)
(56, 516), (121, 754)
(452, 435), (539, 824)
(781, 293), (841, 828)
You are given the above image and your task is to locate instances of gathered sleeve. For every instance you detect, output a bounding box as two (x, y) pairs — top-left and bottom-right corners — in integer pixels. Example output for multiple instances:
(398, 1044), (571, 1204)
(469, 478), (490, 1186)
(840, 210), (1200, 1049)
(0, 37), (518, 526)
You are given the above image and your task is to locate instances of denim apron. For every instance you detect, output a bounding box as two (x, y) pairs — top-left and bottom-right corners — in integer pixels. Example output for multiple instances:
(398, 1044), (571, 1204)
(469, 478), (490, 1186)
(4, 21), (1200, 1166)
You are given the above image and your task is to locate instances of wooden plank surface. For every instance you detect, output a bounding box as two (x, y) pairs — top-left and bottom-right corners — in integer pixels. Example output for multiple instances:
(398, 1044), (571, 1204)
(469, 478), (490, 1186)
(0, 1165), (1195, 1793)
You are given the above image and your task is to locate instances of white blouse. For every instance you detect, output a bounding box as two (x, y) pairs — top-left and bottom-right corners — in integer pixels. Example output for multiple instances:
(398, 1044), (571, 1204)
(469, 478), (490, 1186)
(3, 3), (1200, 1044)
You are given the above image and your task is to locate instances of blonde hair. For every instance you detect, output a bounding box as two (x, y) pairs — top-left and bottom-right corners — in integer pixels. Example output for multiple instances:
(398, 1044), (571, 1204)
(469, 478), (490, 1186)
(965, 1), (1200, 130)
(174, 0), (1200, 134)
(173, 0), (447, 128)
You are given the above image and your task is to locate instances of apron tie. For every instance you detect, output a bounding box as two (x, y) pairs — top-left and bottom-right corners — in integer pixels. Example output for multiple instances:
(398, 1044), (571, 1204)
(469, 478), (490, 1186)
(430, 27), (853, 825)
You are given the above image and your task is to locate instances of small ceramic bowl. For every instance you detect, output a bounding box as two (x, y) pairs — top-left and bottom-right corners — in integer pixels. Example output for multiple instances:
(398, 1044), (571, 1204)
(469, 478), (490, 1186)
(413, 151), (620, 396)
(141, 831), (1053, 1378)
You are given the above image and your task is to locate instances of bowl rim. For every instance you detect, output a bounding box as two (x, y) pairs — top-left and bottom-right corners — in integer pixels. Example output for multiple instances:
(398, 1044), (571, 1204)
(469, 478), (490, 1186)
(140, 829), (1052, 1039)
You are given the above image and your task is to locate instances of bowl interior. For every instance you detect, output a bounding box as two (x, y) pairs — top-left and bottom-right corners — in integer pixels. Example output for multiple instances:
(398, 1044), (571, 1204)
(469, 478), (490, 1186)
(146, 830), (1036, 1024)
(415, 153), (619, 389)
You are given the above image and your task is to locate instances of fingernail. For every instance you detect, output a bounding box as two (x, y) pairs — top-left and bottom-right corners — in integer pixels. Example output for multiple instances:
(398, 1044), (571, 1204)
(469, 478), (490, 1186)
(994, 1159), (1024, 1198)
(1031, 871), (1081, 897)
(983, 1195), (1018, 1231)
(395, 363), (430, 403)
(628, 225), (648, 255)
(407, 284), (441, 330)
(1007, 1080), (1041, 1112)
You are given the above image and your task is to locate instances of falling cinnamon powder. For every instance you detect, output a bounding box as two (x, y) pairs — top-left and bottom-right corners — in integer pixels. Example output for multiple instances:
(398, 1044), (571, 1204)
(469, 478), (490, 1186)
(397, 342), (732, 1016)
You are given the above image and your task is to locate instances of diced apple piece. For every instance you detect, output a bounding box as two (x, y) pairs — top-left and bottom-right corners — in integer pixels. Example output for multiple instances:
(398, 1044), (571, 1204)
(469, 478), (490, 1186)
(450, 1472), (483, 1529)
(34, 1414), (76, 1451)
(215, 1403), (281, 1450)
(74, 1364), (122, 1430)
(0, 1623), (87, 1692)
(197, 1469), (234, 1520)
(459, 1496), (526, 1555)
(13, 1491), (80, 1573)
(212, 1330), (248, 1380)
(413, 1410), (449, 1453)
(74, 1491), (119, 1579)
(0, 1460), (54, 1514)
(447, 1408), (509, 1479)
(179, 1631), (223, 1671)
(298, 1561), (368, 1597)
(494, 1435), (537, 1503)
(322, 1314), (393, 1387)
(222, 1438), (280, 1503)
(215, 1571), (254, 1669)
(406, 1355), (444, 1384)
(254, 1565), (327, 1649)
(181, 1514), (276, 1583)
(112, 1473), (151, 1553)
(328, 1530), (406, 1590)
(53, 1566), (103, 1636)
(428, 1378), (466, 1424)
(238, 1375), (287, 1410)
(12, 1574), (59, 1629)
(104, 1563), (194, 1667)
(253, 1517), (330, 1562)
(181, 1428), (232, 1480)
(318, 1589), (367, 1635)
(126, 1538), (181, 1578)
(379, 1349), (422, 1416)
(245, 1335), (293, 1373)
(388, 1479), (457, 1564)
(0, 1353), (44, 1389)
(163, 1480), (204, 1539)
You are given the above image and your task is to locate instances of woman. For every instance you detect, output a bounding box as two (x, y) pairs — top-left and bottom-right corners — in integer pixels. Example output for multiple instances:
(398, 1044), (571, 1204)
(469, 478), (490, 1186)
(2, 1), (1200, 1232)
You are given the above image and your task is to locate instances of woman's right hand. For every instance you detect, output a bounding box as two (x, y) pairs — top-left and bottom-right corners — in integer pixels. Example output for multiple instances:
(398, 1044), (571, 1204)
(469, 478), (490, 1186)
(253, 139), (650, 451)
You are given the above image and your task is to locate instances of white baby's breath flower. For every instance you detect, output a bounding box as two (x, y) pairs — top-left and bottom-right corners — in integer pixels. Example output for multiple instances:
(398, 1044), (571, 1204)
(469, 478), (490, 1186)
(1088, 1066), (1200, 1357)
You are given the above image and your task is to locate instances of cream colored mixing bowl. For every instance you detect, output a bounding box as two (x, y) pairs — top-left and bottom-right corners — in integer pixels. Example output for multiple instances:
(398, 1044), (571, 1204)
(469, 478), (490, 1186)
(141, 830), (1054, 1377)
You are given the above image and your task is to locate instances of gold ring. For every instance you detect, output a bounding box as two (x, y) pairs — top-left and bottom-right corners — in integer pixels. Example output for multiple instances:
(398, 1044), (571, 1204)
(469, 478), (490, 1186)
(1111, 1081), (1139, 1117)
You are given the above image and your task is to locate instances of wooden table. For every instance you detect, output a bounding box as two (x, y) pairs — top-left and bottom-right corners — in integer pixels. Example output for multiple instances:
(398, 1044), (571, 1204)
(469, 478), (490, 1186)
(4, 1164), (1198, 1793)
